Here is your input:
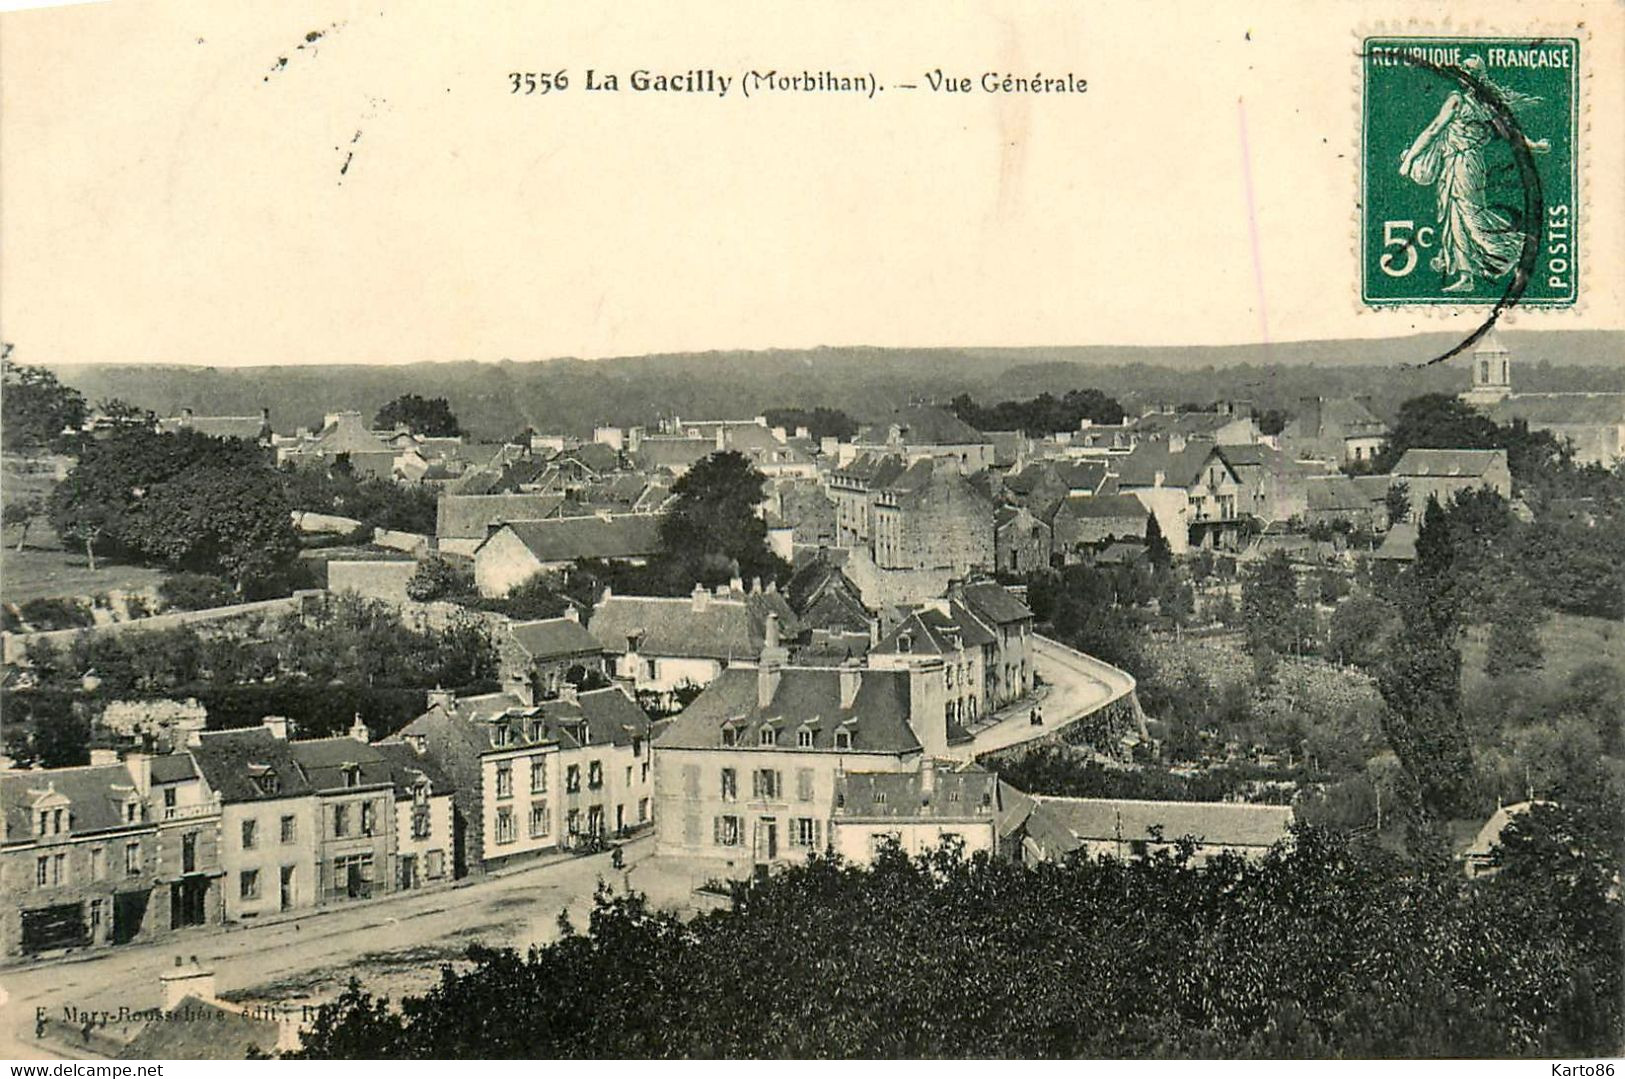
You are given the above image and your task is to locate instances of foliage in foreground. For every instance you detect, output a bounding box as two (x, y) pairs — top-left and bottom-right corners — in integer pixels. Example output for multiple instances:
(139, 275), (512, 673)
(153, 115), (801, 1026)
(291, 821), (1621, 1059)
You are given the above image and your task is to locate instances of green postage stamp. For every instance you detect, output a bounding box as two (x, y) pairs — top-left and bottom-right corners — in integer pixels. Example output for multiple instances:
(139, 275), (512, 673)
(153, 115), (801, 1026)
(1361, 36), (1579, 308)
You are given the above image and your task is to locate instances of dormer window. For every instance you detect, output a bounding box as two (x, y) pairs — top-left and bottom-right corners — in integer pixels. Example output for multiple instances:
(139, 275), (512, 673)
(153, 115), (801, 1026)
(873, 791), (887, 805)
(492, 725), (510, 748)
(342, 765), (362, 789)
(248, 765), (280, 797)
(721, 726), (738, 748)
(835, 730), (852, 751)
(797, 727), (814, 749)
(759, 727), (776, 747)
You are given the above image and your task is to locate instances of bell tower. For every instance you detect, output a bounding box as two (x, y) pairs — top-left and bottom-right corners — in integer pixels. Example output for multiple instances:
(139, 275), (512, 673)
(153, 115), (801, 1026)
(1461, 330), (1512, 406)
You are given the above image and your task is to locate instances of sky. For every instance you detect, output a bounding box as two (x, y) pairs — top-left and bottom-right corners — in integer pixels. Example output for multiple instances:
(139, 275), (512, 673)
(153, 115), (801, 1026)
(1, 0), (1621, 367)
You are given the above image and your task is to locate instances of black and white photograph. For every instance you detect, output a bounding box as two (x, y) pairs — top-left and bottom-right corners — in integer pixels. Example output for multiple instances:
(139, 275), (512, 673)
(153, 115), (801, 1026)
(0, 0), (1622, 1063)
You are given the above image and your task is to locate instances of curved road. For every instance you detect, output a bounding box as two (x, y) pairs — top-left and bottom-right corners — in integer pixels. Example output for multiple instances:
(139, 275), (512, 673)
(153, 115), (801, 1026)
(951, 634), (1137, 759)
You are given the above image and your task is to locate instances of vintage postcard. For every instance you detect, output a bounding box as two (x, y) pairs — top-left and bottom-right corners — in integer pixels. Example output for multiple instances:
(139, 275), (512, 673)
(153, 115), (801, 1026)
(0, 0), (1621, 1065)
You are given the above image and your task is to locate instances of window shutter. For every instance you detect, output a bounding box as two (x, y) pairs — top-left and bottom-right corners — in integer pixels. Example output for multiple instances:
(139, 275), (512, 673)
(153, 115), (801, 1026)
(713, 816), (721, 845)
(814, 818), (823, 850)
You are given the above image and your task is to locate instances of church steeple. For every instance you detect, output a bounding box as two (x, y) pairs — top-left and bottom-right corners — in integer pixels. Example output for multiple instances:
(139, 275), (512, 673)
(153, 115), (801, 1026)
(1461, 330), (1512, 406)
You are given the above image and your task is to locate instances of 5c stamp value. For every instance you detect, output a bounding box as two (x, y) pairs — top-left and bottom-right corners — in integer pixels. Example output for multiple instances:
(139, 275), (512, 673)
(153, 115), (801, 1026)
(1361, 36), (1578, 309)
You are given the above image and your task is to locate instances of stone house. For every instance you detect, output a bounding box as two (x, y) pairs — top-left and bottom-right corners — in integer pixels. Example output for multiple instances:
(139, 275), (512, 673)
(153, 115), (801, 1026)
(951, 580), (1037, 709)
(1279, 397), (1389, 467)
(1, 759), (163, 957)
(1390, 448), (1513, 519)
(995, 505), (1053, 576)
(473, 513), (664, 597)
(1013, 795), (1293, 866)
(828, 762), (1001, 864)
(871, 458), (995, 575)
(1047, 493), (1149, 563)
(853, 405), (995, 475)
(828, 453), (906, 549)
(869, 600), (995, 731)
(501, 608), (607, 701)
(286, 722), (401, 905)
(588, 583), (797, 697)
(373, 743), (457, 891)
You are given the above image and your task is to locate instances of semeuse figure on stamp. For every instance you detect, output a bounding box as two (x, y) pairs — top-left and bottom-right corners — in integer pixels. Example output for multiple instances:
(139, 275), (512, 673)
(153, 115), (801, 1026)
(1398, 54), (1550, 293)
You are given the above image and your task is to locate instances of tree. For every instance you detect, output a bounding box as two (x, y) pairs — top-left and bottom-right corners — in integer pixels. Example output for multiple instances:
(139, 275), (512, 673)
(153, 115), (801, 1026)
(1241, 551), (1302, 656)
(2, 361), (86, 451)
(658, 451), (784, 588)
(1, 496), (43, 552)
(1144, 513), (1172, 573)
(1327, 594), (1398, 669)
(373, 394), (462, 437)
(1384, 482), (1410, 526)
(1370, 394), (1501, 473)
(405, 556), (473, 602)
(1485, 581), (1545, 677)
(760, 408), (858, 441)
(127, 466), (298, 594)
(159, 573), (236, 612)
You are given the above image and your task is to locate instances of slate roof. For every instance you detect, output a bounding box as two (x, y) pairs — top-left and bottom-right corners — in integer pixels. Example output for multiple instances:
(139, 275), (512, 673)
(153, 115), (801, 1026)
(833, 765), (999, 820)
(149, 754), (198, 784)
(865, 406), (987, 446)
(1052, 492), (1148, 522)
(1392, 448), (1508, 478)
(1096, 541), (1148, 565)
(372, 741), (457, 797)
(486, 513), (664, 564)
(309, 412), (393, 455)
(285, 738), (398, 793)
(1305, 476), (1379, 513)
(1024, 795), (1293, 855)
(1114, 443), (1219, 489)
(957, 581), (1033, 625)
(874, 603), (995, 654)
(190, 728), (315, 803)
(831, 452), (908, 487)
(1132, 411), (1244, 438)
(546, 686), (654, 748)
(436, 493), (567, 538)
(589, 595), (760, 660)
(984, 430), (1028, 468)
(509, 616), (602, 659)
(1487, 394), (1625, 426)
(1372, 522), (1418, 562)
(656, 665), (922, 754)
(117, 996), (281, 1060)
(634, 438), (716, 473)
(555, 444), (624, 475)
(2, 765), (144, 842)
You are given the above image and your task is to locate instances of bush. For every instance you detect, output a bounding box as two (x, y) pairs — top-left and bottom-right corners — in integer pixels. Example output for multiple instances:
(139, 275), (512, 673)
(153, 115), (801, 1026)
(159, 573), (236, 611)
(405, 556), (473, 602)
(18, 597), (93, 631)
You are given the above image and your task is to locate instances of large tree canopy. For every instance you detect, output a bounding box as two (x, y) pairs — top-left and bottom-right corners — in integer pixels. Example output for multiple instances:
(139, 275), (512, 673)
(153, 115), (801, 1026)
(658, 450), (786, 588)
(373, 394), (462, 437)
(2, 361), (87, 451)
(949, 388), (1126, 434)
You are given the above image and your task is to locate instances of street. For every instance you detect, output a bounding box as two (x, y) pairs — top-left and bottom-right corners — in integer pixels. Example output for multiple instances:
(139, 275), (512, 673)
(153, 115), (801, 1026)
(0, 838), (671, 1060)
(951, 634), (1136, 758)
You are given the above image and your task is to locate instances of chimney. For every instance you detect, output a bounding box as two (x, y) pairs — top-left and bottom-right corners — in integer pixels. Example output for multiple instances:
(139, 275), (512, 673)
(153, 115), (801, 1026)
(600, 585), (613, 604)
(715, 428), (727, 451)
(692, 583), (709, 611)
(764, 612), (781, 650)
(124, 751), (152, 797)
(563, 604), (580, 623)
(425, 687), (456, 713)
(180, 407), (194, 425)
(868, 618), (882, 649)
(348, 714), (370, 744)
(766, 580), (778, 595)
(903, 658), (949, 758)
(89, 747), (119, 767)
(920, 757), (936, 799)
(729, 575), (744, 595)
(160, 956), (217, 1011)
(757, 659), (782, 709)
(839, 660), (862, 709)
(750, 576), (762, 594)
(1298, 396), (1324, 437)
(714, 584), (729, 599)
(558, 684), (579, 705)
(262, 716), (289, 740)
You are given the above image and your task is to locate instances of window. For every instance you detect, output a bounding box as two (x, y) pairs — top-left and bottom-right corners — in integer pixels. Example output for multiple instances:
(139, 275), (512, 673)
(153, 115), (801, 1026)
(721, 726), (738, 748)
(641, 762), (650, 783)
(530, 758), (548, 793)
(281, 815), (296, 843)
(946, 666), (954, 688)
(360, 801), (377, 836)
(792, 817), (818, 848)
(35, 856), (48, 887)
(53, 852), (66, 884)
(625, 765), (633, 786)
(425, 850), (445, 879)
(752, 769), (781, 800)
(182, 832), (197, 874)
(714, 815), (742, 846)
(529, 801), (551, 838)
(88, 898), (102, 935)
(566, 808), (580, 835)
(796, 769), (814, 802)
(333, 805), (351, 838)
(124, 841), (141, 876)
(566, 765), (581, 793)
(241, 819), (259, 850)
(495, 807), (516, 845)
(638, 797), (649, 823)
(330, 853), (375, 900)
(797, 728), (814, 749)
(495, 762), (514, 799)
(873, 791), (887, 806)
(412, 805), (432, 840)
(163, 787), (177, 813)
(91, 846), (107, 881)
(835, 730), (852, 750)
(240, 869), (261, 900)
(588, 761), (603, 790)
(492, 725), (510, 748)
(1129, 839), (1149, 860)
(720, 768), (737, 802)
(759, 727), (776, 747)
(342, 765), (361, 789)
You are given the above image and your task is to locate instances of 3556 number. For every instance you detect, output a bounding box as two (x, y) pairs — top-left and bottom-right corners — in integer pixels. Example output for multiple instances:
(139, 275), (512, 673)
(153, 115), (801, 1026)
(509, 70), (569, 94)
